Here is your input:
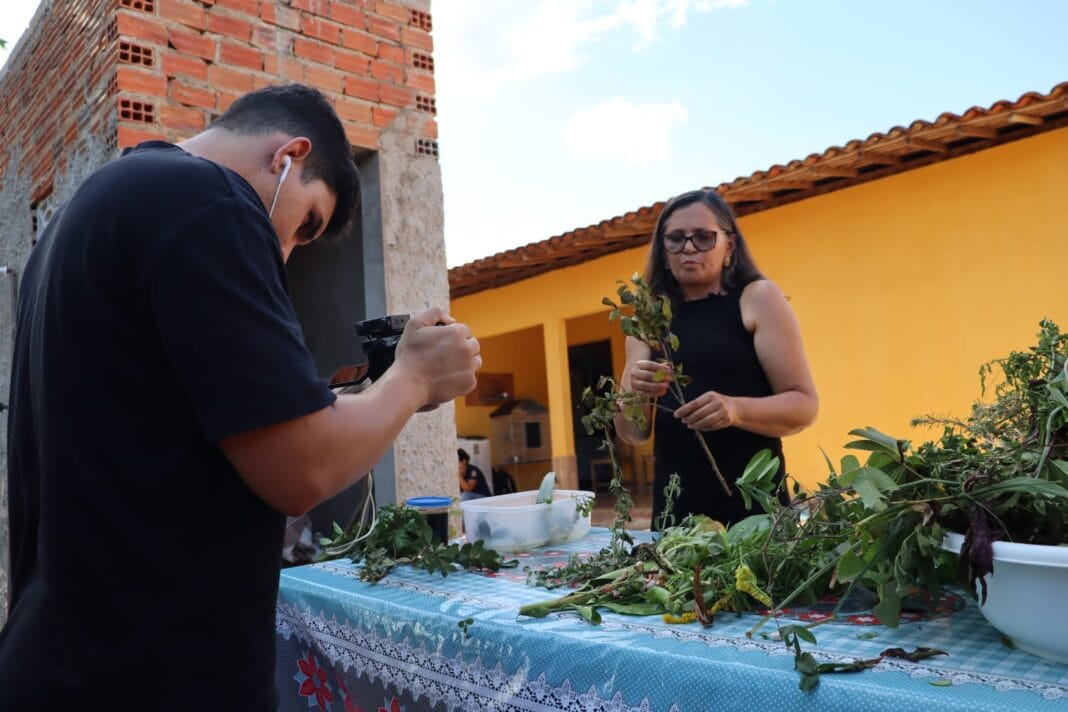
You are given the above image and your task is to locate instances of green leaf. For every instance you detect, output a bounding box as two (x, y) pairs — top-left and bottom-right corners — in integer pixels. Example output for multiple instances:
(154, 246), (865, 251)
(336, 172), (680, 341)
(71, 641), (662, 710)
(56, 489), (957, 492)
(873, 585), (901, 628)
(795, 652), (819, 675)
(668, 333), (680, 351)
(799, 673), (820, 691)
(835, 550), (868, 583)
(847, 427), (901, 452)
(576, 606), (602, 624)
(845, 468), (900, 510)
(856, 631), (878, 640)
(969, 477), (1068, 501)
(520, 605), (551, 618)
(928, 679), (952, 687)
(602, 601), (662, 616)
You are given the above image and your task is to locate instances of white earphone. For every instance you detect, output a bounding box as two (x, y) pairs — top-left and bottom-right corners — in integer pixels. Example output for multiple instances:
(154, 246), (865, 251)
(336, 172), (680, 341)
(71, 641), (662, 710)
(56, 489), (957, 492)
(268, 155), (292, 218)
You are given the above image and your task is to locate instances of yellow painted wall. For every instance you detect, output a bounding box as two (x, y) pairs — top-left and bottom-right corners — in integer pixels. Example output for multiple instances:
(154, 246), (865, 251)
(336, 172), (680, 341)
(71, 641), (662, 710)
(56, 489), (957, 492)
(452, 127), (1068, 489)
(455, 324), (547, 440)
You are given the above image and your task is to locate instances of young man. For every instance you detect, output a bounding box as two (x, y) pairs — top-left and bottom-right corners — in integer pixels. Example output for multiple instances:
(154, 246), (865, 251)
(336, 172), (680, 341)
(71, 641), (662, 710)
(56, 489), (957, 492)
(457, 447), (492, 500)
(0, 85), (481, 709)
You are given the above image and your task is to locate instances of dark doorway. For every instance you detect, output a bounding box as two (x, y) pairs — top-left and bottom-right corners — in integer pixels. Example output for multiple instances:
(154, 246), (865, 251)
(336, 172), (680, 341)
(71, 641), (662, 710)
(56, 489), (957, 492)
(568, 339), (613, 491)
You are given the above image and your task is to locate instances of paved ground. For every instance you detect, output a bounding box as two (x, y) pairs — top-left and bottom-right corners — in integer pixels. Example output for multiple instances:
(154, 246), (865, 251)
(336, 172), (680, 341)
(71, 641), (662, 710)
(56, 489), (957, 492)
(591, 485), (653, 531)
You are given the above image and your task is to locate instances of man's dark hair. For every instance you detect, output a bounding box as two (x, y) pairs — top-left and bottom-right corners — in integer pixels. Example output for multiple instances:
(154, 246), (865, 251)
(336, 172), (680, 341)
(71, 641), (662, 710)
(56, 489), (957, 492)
(457, 448), (470, 463)
(211, 84), (359, 241)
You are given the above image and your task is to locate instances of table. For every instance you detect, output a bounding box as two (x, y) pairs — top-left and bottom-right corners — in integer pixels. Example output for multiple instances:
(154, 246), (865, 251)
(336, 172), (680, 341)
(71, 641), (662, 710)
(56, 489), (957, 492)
(275, 529), (1068, 711)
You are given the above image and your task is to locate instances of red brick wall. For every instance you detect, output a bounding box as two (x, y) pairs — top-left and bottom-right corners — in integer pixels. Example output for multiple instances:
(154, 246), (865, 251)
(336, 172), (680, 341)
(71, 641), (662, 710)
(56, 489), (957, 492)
(0, 0), (439, 208)
(0, 0), (117, 204)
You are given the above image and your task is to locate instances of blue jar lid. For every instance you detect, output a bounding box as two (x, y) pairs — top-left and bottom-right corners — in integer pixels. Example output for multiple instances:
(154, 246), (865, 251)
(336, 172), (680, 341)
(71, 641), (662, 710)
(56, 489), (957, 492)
(406, 496), (452, 509)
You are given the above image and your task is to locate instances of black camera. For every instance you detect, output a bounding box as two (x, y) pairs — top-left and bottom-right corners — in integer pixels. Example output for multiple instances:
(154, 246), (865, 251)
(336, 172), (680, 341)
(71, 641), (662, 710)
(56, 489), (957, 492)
(355, 314), (410, 382)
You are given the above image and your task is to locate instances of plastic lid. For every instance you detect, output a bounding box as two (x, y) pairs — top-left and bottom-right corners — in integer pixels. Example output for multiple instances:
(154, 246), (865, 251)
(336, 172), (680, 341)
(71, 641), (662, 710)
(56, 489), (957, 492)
(406, 496), (452, 508)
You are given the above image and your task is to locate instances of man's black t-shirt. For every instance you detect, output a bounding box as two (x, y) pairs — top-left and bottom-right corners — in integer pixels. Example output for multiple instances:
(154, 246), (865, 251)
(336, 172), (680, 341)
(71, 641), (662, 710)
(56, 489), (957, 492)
(0, 142), (335, 709)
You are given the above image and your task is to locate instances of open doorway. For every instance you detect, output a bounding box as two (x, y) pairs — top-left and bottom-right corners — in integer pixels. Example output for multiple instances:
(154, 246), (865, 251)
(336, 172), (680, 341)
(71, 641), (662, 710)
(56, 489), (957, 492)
(568, 339), (614, 491)
(285, 151), (389, 538)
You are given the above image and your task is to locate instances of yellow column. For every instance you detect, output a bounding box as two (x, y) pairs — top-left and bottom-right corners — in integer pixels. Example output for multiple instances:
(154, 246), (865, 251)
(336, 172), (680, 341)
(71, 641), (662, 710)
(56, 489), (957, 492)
(542, 319), (578, 489)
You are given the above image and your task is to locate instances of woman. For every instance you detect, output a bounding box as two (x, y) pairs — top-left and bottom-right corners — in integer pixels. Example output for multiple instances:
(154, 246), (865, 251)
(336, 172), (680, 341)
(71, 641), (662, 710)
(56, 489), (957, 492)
(615, 189), (818, 528)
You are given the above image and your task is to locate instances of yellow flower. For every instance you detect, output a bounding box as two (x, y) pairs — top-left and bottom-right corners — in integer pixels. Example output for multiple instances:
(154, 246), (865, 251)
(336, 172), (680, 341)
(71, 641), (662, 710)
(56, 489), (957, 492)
(662, 611), (697, 624)
(709, 595), (734, 614)
(734, 564), (772, 607)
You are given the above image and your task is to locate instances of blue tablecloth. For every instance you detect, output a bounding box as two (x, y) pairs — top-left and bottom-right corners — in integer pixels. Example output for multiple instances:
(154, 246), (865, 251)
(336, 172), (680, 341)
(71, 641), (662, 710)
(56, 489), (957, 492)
(275, 528), (1068, 711)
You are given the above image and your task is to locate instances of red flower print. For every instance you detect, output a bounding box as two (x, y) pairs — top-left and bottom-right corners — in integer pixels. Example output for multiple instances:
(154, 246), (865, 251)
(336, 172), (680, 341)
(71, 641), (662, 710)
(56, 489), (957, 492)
(378, 696), (403, 712)
(336, 672), (365, 712)
(295, 649), (335, 709)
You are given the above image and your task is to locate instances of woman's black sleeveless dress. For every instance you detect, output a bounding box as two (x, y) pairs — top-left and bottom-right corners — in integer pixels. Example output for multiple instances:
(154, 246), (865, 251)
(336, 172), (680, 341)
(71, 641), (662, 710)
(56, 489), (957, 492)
(652, 288), (785, 528)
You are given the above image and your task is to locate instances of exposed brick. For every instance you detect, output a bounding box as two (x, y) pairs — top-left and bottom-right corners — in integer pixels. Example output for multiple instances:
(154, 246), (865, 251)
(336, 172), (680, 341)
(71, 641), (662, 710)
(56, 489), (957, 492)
(274, 55), (306, 82)
(334, 47), (370, 75)
(371, 105), (397, 128)
(250, 24), (287, 52)
(376, 1), (411, 24)
(218, 92), (239, 112)
(305, 64), (344, 94)
(334, 95), (373, 124)
(421, 117), (438, 139)
(369, 59), (403, 84)
(367, 15), (401, 42)
(214, 0), (259, 16)
(159, 104), (206, 133)
(117, 11), (168, 45)
(220, 40), (263, 70)
(378, 83), (413, 108)
(378, 43), (405, 64)
(340, 28), (377, 56)
(169, 26), (217, 60)
(208, 64), (255, 93)
(293, 37), (334, 66)
(207, 13), (252, 41)
(260, 3), (300, 30)
(117, 66), (168, 97)
(171, 79), (217, 108)
(330, 2), (366, 30)
(302, 15), (342, 44)
(343, 75), (378, 102)
(406, 71), (434, 93)
(159, 0), (208, 31)
(162, 50), (209, 80)
(344, 122), (378, 150)
(291, 0), (330, 16)
(118, 125), (167, 148)
(401, 26), (433, 52)
(252, 74), (276, 90)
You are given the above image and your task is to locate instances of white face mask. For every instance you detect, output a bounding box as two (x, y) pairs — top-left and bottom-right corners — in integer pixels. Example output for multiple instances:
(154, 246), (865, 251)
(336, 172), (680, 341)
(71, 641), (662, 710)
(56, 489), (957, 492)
(268, 156), (292, 218)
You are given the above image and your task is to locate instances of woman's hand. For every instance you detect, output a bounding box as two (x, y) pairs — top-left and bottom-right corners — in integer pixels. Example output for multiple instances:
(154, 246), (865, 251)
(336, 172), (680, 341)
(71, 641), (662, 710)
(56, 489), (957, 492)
(674, 390), (737, 431)
(627, 359), (672, 398)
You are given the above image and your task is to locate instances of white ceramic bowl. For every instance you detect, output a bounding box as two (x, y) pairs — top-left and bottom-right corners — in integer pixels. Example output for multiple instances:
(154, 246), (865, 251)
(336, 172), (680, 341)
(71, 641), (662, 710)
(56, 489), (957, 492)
(942, 531), (1068, 663)
(459, 489), (594, 553)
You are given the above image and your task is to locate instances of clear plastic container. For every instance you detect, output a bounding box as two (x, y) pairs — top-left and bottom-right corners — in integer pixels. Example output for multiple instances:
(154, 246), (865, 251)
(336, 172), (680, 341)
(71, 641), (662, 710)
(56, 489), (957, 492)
(459, 489), (595, 553)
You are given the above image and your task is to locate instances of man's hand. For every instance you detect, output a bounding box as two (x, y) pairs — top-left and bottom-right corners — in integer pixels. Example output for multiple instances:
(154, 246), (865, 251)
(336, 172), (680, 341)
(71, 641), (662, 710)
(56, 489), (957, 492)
(392, 308), (481, 408)
(674, 390), (736, 431)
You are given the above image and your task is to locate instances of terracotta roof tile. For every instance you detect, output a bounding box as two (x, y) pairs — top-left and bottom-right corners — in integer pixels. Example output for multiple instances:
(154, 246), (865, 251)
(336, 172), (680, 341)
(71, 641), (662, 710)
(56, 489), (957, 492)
(450, 82), (1068, 299)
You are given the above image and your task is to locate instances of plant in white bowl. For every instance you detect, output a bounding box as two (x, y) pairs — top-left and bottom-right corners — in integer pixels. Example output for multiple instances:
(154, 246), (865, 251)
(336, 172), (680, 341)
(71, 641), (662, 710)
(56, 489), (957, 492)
(833, 320), (1068, 661)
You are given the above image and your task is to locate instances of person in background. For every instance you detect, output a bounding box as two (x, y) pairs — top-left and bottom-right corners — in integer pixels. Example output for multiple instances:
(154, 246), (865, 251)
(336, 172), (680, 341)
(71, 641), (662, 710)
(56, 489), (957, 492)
(614, 188), (818, 528)
(458, 448), (492, 500)
(0, 84), (481, 710)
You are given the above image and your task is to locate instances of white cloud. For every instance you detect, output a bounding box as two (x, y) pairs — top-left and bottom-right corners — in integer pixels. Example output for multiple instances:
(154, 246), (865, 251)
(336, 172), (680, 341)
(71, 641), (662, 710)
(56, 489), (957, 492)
(561, 96), (689, 164)
(433, 0), (748, 98)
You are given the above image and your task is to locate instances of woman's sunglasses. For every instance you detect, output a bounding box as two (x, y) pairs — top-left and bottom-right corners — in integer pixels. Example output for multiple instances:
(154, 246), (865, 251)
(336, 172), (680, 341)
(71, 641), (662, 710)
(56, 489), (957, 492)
(662, 228), (722, 254)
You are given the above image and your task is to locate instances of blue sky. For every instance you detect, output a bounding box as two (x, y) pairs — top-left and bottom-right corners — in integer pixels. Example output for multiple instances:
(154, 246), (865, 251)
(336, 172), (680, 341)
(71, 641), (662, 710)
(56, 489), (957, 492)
(4, 1), (1066, 266)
